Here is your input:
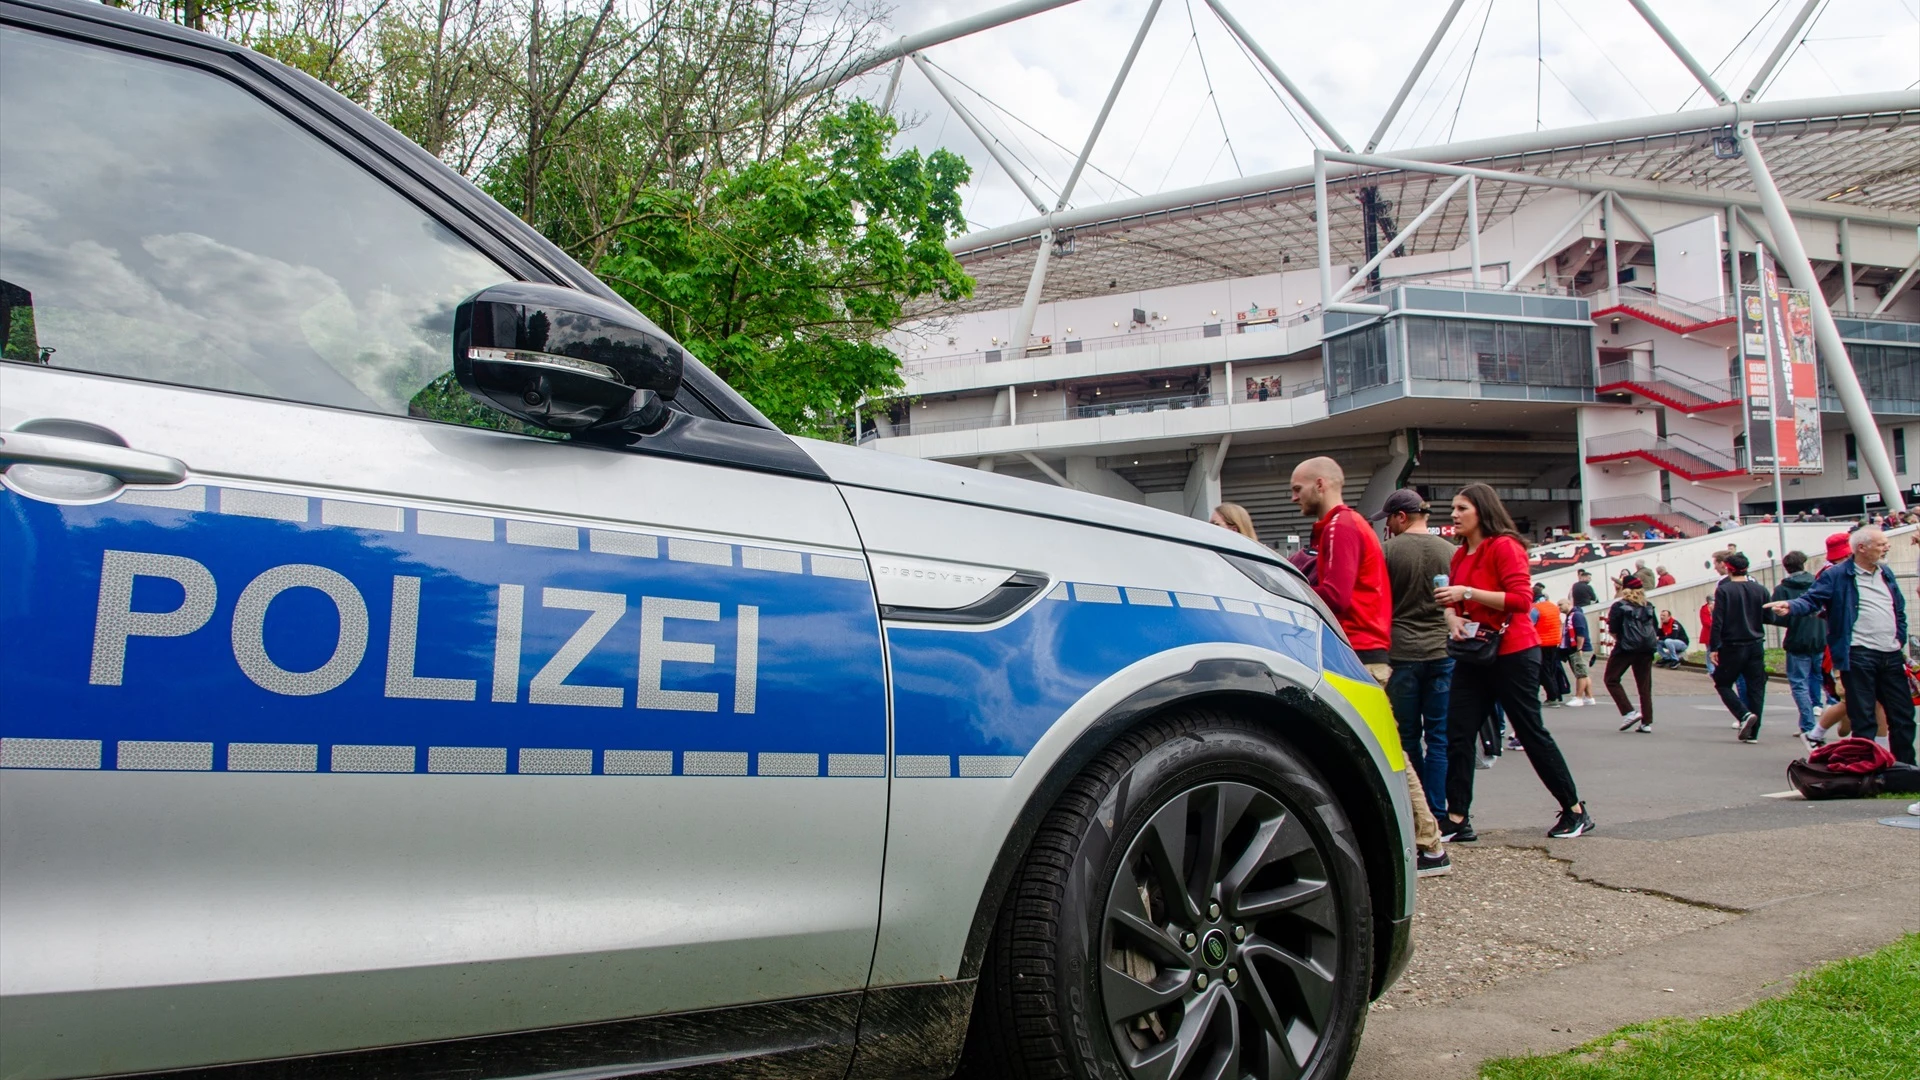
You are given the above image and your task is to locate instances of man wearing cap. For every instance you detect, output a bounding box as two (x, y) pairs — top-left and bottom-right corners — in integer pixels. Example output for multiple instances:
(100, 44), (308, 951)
(1376, 487), (1454, 878)
(1769, 526), (1915, 764)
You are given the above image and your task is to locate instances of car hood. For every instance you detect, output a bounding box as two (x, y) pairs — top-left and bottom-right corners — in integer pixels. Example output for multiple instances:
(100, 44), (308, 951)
(798, 439), (1284, 564)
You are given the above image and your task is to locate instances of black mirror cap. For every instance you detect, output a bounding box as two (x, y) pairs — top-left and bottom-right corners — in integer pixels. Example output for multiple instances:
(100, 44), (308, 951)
(453, 282), (685, 432)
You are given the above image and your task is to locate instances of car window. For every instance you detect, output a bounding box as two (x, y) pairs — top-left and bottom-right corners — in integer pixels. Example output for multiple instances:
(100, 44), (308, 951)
(0, 26), (506, 422)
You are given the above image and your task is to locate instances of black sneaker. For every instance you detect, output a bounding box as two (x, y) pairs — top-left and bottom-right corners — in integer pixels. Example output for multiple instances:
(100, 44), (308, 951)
(1417, 850), (1453, 878)
(1547, 807), (1595, 838)
(1737, 713), (1761, 742)
(1441, 818), (1477, 843)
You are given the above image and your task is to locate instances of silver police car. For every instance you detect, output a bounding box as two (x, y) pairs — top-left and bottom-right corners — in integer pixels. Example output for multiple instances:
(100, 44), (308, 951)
(0, 3), (1412, 1077)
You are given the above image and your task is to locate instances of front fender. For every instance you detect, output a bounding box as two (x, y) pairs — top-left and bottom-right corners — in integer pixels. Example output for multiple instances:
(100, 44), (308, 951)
(867, 638), (1413, 997)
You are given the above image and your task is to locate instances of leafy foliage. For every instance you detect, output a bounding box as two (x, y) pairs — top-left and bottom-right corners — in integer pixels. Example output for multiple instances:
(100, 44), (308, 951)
(592, 102), (971, 436)
(118, 0), (972, 438)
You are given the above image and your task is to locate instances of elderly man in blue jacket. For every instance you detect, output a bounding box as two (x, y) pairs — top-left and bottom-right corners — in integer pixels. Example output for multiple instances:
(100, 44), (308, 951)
(1768, 526), (1913, 764)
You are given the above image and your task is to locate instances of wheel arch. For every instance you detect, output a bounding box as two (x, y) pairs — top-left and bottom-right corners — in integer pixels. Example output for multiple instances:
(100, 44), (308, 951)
(953, 657), (1413, 1001)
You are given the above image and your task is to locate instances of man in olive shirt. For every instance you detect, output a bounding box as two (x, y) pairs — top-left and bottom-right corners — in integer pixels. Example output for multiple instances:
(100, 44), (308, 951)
(1377, 489), (1456, 822)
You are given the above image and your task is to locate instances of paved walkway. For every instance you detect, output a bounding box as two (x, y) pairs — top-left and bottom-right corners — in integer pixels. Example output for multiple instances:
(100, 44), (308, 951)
(1352, 666), (1920, 1080)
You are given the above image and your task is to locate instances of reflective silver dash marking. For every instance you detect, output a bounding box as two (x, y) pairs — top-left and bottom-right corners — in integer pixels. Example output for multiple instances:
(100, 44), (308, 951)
(219, 488), (307, 522)
(1176, 593), (1221, 610)
(604, 749), (673, 775)
(1, 738), (102, 770)
(683, 750), (749, 776)
(417, 510), (494, 541)
(741, 547), (804, 574)
(330, 745), (416, 772)
(506, 520), (578, 550)
(117, 741), (213, 771)
(667, 538), (731, 566)
(1125, 588), (1173, 606)
(226, 743), (318, 772)
(810, 554), (867, 580)
(1259, 605), (1288, 622)
(518, 748), (593, 775)
(958, 755), (1023, 778)
(1073, 583), (1122, 604)
(894, 754), (952, 778)
(756, 752), (819, 777)
(428, 746), (508, 774)
(589, 530), (659, 558)
(827, 753), (886, 777)
(1043, 582), (1070, 601)
(320, 500), (403, 532)
(1220, 598), (1260, 616)
(117, 486), (206, 511)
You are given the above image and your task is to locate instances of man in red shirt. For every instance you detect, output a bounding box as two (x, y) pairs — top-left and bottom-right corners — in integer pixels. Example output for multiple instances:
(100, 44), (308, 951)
(1291, 461), (1448, 874)
(1290, 456), (1393, 670)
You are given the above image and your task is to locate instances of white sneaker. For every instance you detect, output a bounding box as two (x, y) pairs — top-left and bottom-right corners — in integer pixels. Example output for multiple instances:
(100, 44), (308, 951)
(1583, 697), (1598, 706)
(1618, 710), (1642, 731)
(1566, 697), (1586, 708)
(1908, 802), (1919, 817)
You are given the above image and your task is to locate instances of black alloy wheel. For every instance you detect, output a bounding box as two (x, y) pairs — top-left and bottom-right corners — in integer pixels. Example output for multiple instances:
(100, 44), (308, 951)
(1102, 780), (1341, 1079)
(959, 709), (1372, 1080)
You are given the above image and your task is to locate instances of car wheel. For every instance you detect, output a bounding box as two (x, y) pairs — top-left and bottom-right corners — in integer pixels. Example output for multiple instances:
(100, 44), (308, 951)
(960, 708), (1373, 1080)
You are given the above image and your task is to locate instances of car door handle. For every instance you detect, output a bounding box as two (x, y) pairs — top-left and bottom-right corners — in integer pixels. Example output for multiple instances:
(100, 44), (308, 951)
(0, 429), (189, 486)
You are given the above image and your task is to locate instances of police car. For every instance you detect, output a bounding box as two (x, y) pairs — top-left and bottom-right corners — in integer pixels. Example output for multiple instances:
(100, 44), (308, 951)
(0, 2), (1412, 1076)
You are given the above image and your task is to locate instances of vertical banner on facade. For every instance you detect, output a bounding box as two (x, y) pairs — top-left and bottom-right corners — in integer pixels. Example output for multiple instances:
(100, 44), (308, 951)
(1740, 249), (1823, 474)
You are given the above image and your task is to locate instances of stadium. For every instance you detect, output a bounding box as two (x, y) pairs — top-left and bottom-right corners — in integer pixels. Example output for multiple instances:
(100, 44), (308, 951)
(844, 0), (1919, 549)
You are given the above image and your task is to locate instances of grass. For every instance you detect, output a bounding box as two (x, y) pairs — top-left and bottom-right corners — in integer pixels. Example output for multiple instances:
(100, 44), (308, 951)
(1479, 934), (1920, 1080)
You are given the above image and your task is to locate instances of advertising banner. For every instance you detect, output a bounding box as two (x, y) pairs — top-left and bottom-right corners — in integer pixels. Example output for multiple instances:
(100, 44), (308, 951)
(1739, 249), (1823, 474)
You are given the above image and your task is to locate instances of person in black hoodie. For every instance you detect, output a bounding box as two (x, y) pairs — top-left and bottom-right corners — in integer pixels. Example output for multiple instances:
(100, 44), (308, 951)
(1711, 552), (1771, 742)
(1765, 551), (1826, 747)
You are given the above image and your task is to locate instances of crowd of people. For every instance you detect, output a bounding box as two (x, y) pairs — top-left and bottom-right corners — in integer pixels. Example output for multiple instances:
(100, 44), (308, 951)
(1206, 483), (1918, 883)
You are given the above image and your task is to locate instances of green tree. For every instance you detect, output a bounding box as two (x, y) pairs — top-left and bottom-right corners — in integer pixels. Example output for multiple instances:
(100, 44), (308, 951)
(595, 101), (971, 438)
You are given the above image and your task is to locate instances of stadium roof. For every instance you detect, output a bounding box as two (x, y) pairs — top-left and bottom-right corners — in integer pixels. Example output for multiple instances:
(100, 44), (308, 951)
(944, 93), (1920, 312)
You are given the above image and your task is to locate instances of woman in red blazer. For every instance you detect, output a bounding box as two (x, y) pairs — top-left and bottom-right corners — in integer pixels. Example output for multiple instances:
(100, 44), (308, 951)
(1432, 484), (1593, 840)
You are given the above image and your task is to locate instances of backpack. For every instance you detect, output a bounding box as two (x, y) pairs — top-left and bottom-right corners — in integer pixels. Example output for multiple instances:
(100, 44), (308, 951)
(1787, 758), (1884, 800)
(1615, 601), (1659, 654)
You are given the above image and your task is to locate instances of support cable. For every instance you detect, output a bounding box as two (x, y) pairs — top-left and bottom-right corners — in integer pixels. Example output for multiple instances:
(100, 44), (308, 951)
(923, 58), (1143, 199)
(1756, 0), (1836, 101)
(1219, 22), (1320, 148)
(1401, 0), (1491, 148)
(1448, 0), (1495, 143)
(1674, 0), (1782, 111)
(1184, 0), (1243, 176)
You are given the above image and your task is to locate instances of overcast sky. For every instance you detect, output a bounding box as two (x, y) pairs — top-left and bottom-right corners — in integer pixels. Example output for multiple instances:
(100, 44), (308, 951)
(845, 0), (1920, 234)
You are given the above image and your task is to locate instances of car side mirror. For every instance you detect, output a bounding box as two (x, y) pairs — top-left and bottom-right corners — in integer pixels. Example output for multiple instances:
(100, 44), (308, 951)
(453, 282), (683, 434)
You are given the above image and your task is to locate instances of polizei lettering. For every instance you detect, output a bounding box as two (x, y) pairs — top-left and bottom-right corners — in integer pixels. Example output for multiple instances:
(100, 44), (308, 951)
(88, 549), (758, 712)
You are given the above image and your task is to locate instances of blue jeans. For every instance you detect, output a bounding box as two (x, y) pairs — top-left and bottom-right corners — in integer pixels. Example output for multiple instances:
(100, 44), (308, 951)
(1658, 638), (1687, 664)
(1785, 650), (1820, 734)
(1387, 657), (1452, 818)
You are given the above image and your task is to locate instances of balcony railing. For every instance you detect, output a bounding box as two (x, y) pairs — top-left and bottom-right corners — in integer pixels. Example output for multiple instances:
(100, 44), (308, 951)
(1596, 357), (1737, 410)
(898, 311), (1320, 374)
(1584, 429), (1741, 478)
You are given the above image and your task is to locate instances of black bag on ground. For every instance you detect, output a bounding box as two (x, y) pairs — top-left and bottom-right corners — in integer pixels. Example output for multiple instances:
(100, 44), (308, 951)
(1881, 763), (1920, 795)
(1786, 758), (1885, 800)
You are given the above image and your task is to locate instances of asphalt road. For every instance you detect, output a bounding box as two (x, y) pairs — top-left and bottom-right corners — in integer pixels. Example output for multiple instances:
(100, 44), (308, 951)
(1454, 664), (1900, 840)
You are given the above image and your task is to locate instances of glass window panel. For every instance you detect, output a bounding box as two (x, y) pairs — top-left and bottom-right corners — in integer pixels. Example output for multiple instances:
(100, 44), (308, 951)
(0, 27), (506, 416)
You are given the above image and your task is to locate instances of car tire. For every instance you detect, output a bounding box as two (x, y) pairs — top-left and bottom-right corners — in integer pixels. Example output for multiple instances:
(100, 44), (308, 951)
(958, 707), (1373, 1080)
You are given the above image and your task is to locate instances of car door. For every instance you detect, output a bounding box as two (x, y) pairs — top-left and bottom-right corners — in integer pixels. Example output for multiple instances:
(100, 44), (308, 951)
(0, 19), (886, 1079)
